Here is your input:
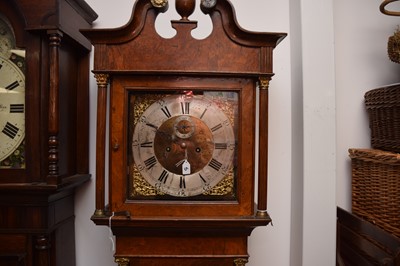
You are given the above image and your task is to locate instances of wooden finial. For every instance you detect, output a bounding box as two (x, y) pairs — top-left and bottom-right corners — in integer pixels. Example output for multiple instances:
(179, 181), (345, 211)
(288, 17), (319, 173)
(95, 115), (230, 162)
(176, 0), (196, 20)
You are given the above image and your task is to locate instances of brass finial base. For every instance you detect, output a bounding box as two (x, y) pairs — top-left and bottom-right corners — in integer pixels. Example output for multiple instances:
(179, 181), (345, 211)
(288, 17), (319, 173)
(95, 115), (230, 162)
(256, 210), (270, 218)
(93, 209), (105, 217)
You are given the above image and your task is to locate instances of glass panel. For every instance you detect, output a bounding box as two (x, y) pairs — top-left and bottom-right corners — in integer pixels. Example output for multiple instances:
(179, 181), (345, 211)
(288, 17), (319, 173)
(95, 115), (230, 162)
(127, 89), (239, 201)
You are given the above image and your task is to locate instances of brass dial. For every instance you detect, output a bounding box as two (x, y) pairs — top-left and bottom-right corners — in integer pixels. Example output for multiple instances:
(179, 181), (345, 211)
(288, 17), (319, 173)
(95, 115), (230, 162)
(132, 93), (235, 197)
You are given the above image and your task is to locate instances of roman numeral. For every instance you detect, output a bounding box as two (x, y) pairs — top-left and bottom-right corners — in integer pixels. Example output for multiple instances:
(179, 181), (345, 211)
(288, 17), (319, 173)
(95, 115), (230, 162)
(2, 122), (19, 139)
(10, 104), (24, 113)
(146, 123), (158, 130)
(211, 123), (222, 132)
(199, 174), (211, 192)
(179, 176), (186, 189)
(209, 158), (222, 171)
(6, 81), (19, 90)
(215, 143), (227, 149)
(161, 106), (171, 118)
(199, 174), (207, 184)
(200, 108), (207, 119)
(181, 102), (190, 114)
(144, 156), (157, 169)
(158, 170), (169, 184)
(140, 141), (153, 148)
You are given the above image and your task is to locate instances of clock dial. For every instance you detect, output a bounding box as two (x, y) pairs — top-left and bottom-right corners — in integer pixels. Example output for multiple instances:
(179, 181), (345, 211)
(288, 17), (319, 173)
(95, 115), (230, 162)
(0, 54), (25, 164)
(0, 15), (16, 58)
(131, 93), (236, 197)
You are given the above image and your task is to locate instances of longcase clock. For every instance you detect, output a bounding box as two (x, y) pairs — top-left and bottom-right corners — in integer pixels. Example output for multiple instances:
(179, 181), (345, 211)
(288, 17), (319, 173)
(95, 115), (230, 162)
(0, 0), (97, 265)
(82, 0), (285, 265)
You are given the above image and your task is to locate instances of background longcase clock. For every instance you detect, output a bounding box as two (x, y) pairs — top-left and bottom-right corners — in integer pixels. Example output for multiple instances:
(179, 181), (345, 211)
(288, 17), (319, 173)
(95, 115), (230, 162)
(82, 0), (285, 265)
(0, 0), (97, 265)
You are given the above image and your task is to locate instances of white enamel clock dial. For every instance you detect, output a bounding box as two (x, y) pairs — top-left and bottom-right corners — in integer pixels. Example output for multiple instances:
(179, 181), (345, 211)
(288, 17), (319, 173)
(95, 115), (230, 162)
(132, 93), (235, 197)
(0, 54), (25, 162)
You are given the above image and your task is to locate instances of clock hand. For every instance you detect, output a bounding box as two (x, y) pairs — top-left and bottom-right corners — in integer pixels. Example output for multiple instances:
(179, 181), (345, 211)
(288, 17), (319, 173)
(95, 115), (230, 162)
(174, 143), (188, 167)
(10, 49), (25, 58)
(173, 143), (191, 175)
(175, 159), (185, 167)
(182, 147), (191, 175)
(0, 87), (19, 93)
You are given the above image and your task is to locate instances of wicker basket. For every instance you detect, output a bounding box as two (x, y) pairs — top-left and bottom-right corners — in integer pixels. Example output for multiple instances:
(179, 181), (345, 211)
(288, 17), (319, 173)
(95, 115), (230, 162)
(365, 83), (400, 153)
(388, 29), (400, 64)
(349, 148), (400, 238)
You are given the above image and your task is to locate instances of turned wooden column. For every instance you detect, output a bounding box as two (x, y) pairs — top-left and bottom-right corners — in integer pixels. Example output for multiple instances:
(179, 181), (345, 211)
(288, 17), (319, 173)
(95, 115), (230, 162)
(47, 30), (62, 185)
(33, 235), (51, 266)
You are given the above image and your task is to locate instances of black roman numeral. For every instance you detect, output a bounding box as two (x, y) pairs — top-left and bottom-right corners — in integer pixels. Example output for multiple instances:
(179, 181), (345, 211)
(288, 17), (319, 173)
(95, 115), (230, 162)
(144, 156), (157, 169)
(211, 123), (222, 132)
(2, 122), (19, 139)
(215, 143), (227, 149)
(10, 104), (24, 113)
(199, 174), (207, 184)
(140, 141), (153, 148)
(179, 176), (186, 189)
(209, 158), (222, 171)
(161, 106), (171, 118)
(6, 81), (19, 90)
(181, 102), (190, 114)
(146, 123), (158, 130)
(200, 108), (207, 119)
(158, 170), (169, 184)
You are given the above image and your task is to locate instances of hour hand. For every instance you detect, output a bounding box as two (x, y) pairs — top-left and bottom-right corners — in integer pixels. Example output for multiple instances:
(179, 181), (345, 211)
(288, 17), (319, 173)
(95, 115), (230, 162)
(175, 159), (185, 167)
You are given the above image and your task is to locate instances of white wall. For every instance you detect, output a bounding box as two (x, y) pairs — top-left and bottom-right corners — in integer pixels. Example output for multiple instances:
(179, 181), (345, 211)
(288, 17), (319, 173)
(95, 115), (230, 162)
(334, 0), (400, 211)
(74, 0), (400, 265)
(296, 1), (337, 265)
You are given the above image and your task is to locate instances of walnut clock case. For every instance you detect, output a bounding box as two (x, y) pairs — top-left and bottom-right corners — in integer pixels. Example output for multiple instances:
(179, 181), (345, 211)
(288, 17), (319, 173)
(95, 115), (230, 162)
(82, 0), (286, 265)
(0, 0), (97, 265)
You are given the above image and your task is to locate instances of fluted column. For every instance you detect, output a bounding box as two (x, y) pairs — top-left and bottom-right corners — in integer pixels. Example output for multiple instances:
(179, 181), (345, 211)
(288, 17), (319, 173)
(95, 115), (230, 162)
(94, 73), (109, 217)
(256, 76), (270, 217)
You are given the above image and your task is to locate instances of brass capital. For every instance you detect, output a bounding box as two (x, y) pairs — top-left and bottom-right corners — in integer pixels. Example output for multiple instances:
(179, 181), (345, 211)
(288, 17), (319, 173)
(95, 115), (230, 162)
(259, 77), (270, 90)
(94, 73), (109, 86)
(115, 257), (130, 266)
(151, 0), (168, 8)
(234, 258), (249, 266)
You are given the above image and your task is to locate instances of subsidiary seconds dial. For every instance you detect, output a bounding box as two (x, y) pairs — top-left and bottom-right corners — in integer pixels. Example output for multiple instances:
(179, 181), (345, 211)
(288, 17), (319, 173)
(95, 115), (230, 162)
(132, 93), (235, 197)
